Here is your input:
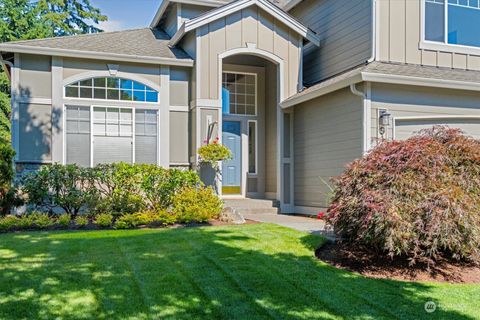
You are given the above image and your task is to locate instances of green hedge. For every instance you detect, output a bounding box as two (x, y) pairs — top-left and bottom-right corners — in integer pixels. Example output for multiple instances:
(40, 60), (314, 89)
(21, 163), (201, 216)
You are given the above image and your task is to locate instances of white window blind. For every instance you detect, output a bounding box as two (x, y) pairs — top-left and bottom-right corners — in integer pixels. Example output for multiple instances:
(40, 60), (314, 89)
(93, 107), (133, 165)
(135, 109), (158, 164)
(66, 106), (90, 167)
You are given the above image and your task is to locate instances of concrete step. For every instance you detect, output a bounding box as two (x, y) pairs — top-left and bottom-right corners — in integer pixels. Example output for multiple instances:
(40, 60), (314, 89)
(235, 207), (279, 215)
(223, 199), (280, 215)
(223, 199), (280, 209)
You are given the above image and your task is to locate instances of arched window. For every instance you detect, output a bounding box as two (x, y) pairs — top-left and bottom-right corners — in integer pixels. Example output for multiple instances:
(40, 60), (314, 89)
(65, 77), (159, 103)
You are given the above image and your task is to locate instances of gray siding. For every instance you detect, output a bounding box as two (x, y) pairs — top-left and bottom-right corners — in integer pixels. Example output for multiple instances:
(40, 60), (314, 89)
(371, 83), (480, 142)
(294, 88), (363, 208)
(170, 67), (190, 106)
(170, 111), (189, 164)
(290, 0), (373, 85)
(19, 103), (52, 161)
(19, 54), (51, 98)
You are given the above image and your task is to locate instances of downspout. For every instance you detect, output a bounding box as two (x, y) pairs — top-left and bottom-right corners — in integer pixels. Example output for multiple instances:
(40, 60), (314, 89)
(350, 83), (372, 154)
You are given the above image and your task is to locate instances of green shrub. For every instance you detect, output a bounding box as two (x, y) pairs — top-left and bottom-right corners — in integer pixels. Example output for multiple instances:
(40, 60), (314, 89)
(172, 187), (223, 223)
(0, 141), (20, 215)
(327, 127), (480, 265)
(113, 209), (177, 229)
(92, 163), (145, 215)
(74, 216), (89, 228)
(21, 164), (97, 217)
(92, 163), (200, 213)
(19, 163), (201, 217)
(16, 215), (34, 229)
(155, 209), (177, 226)
(29, 212), (54, 229)
(56, 214), (71, 227)
(140, 166), (200, 210)
(114, 214), (138, 229)
(94, 213), (113, 228)
(0, 215), (19, 231)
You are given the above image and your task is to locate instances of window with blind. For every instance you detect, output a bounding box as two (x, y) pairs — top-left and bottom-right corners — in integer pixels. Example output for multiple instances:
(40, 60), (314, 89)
(135, 109), (158, 164)
(66, 106), (90, 167)
(65, 106), (159, 166)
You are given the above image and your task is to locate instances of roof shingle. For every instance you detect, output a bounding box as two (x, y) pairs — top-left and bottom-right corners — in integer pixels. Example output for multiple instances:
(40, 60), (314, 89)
(0, 28), (191, 61)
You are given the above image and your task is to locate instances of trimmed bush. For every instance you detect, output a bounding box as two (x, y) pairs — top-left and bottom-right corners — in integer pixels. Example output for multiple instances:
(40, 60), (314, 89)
(21, 164), (97, 217)
(74, 216), (89, 228)
(29, 212), (54, 229)
(327, 127), (480, 264)
(56, 214), (71, 227)
(114, 214), (139, 229)
(94, 213), (113, 228)
(172, 187), (223, 223)
(0, 215), (19, 231)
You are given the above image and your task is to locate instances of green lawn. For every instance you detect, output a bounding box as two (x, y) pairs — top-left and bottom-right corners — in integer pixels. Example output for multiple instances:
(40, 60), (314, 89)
(0, 224), (478, 320)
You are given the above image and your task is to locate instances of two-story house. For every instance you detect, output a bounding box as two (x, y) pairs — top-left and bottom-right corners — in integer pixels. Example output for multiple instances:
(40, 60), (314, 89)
(1, 0), (480, 214)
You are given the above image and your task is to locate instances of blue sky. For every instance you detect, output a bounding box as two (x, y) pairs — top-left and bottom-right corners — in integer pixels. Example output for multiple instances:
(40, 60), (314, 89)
(93, 0), (162, 32)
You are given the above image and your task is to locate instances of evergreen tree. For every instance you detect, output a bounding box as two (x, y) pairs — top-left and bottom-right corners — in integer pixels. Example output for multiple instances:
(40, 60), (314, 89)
(0, 0), (107, 140)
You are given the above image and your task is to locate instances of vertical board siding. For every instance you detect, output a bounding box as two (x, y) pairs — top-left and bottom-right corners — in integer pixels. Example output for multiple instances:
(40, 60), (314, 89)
(378, 0), (480, 70)
(197, 7), (301, 100)
(294, 88), (363, 208)
(170, 111), (189, 164)
(290, 0), (373, 85)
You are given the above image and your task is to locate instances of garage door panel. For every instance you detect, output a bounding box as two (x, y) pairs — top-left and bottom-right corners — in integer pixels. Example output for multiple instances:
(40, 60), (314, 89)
(395, 118), (480, 140)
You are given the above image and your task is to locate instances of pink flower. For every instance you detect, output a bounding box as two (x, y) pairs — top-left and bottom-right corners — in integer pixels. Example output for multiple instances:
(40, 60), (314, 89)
(317, 212), (325, 220)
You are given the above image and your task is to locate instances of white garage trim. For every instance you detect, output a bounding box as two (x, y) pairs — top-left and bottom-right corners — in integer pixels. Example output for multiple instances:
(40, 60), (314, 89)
(393, 115), (480, 140)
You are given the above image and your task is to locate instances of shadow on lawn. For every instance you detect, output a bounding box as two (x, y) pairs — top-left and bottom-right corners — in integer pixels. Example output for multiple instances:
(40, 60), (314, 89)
(0, 226), (475, 320)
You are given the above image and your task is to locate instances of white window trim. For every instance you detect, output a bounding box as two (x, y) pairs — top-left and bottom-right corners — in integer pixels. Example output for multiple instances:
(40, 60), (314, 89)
(64, 104), (161, 167)
(247, 120), (258, 176)
(392, 115), (480, 140)
(63, 77), (160, 104)
(222, 71), (258, 117)
(420, 0), (480, 56)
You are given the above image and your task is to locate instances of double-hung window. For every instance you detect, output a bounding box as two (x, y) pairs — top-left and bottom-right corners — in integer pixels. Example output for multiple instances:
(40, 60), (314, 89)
(425, 0), (480, 49)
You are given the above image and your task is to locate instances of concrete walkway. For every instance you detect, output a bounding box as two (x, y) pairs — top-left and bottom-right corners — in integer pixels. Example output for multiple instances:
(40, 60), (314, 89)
(243, 213), (334, 238)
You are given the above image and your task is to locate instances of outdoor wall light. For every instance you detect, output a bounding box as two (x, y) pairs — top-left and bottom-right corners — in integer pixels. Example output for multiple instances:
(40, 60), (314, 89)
(379, 109), (391, 136)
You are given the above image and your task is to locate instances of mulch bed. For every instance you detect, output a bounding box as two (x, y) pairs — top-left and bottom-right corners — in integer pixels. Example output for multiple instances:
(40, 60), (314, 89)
(315, 241), (480, 284)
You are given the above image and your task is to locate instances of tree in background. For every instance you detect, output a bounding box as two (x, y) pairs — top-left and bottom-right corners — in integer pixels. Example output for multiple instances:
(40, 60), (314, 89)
(0, 0), (107, 213)
(0, 0), (107, 140)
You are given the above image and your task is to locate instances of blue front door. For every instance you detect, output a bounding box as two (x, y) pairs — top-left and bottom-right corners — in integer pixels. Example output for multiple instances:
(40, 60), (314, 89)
(222, 121), (241, 195)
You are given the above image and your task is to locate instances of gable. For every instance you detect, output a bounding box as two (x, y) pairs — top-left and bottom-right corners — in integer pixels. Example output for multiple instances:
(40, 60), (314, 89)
(169, 0), (319, 47)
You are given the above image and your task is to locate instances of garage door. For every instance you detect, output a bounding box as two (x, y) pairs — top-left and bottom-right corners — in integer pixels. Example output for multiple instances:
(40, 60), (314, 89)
(394, 118), (480, 140)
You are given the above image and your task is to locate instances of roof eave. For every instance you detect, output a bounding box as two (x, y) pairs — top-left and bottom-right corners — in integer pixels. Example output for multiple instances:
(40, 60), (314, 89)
(280, 73), (362, 108)
(0, 44), (194, 67)
(281, 69), (480, 109)
(361, 72), (480, 92)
